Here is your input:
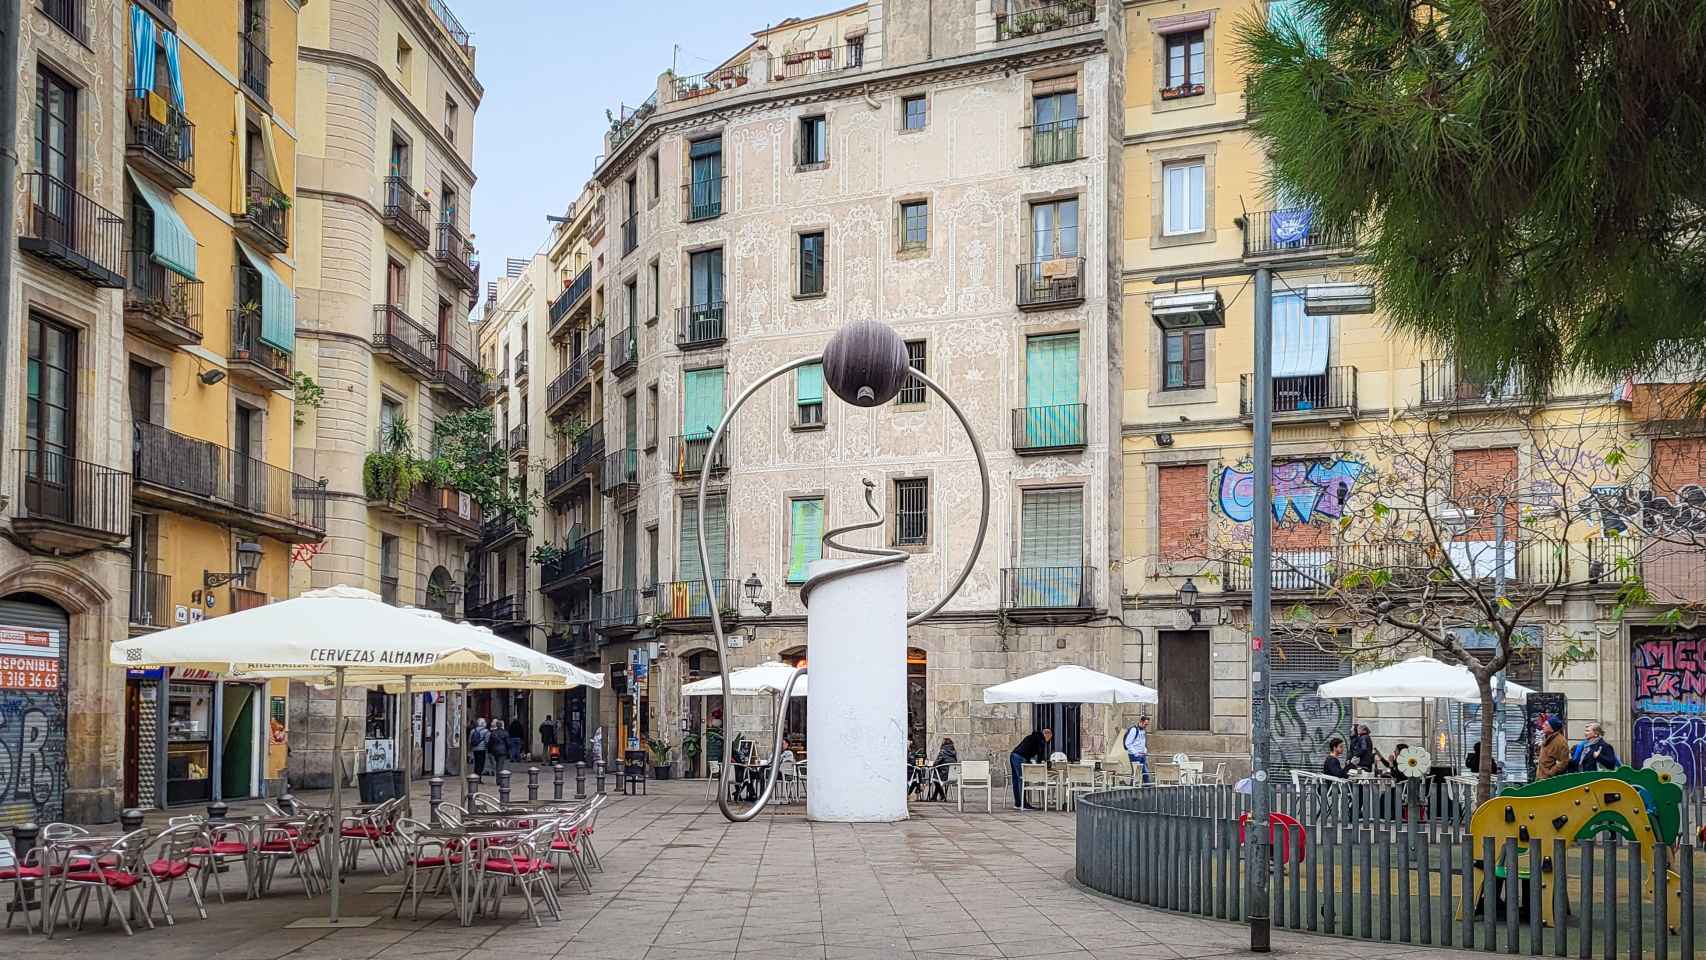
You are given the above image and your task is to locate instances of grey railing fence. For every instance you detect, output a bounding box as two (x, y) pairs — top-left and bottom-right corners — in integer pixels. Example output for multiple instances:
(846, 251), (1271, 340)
(1077, 784), (1700, 959)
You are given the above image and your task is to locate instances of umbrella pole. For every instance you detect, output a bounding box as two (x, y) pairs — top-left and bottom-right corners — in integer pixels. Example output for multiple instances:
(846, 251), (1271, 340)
(330, 666), (344, 924)
(402, 676), (413, 816)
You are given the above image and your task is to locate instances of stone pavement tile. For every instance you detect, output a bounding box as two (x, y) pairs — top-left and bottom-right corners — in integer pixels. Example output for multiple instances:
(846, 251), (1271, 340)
(980, 924), (1067, 943)
(994, 937), (1091, 958)
(905, 930), (998, 951)
(825, 948), (915, 960)
(911, 950), (1007, 960)
(734, 946), (827, 960)
(557, 941), (652, 959)
(642, 947), (741, 960)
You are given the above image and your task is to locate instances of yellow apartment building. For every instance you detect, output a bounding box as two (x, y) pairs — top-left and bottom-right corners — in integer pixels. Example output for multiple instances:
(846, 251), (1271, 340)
(1119, 0), (1706, 782)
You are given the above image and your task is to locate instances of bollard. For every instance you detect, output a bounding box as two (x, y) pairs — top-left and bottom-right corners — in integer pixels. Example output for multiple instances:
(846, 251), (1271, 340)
(497, 768), (512, 804)
(279, 792), (298, 815)
(595, 760), (607, 796)
(429, 777), (444, 823)
(120, 808), (146, 832)
(553, 763), (565, 801)
(527, 766), (540, 802)
(464, 772), (480, 809)
(575, 762), (587, 800)
(9, 824), (40, 913)
(206, 801), (229, 822)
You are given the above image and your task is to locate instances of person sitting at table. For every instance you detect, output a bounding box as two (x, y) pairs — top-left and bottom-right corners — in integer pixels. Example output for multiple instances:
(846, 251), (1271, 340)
(926, 737), (958, 801)
(1009, 728), (1053, 809)
(1386, 742), (1412, 779)
(1348, 724), (1379, 773)
(1464, 740), (1503, 777)
(1321, 737), (1349, 778)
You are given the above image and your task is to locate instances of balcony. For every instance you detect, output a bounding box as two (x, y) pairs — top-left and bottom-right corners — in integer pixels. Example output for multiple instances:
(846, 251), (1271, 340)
(228, 309), (293, 391)
(540, 542), (579, 596)
(513, 349), (529, 386)
(124, 251), (203, 346)
(669, 434), (727, 480)
(548, 264), (593, 335)
(372, 304), (437, 381)
(436, 486), (482, 540)
(365, 468), (438, 523)
(1015, 258), (1084, 310)
(481, 512), (526, 549)
(508, 422), (529, 460)
(995, 0), (1096, 41)
(1023, 116), (1084, 167)
(130, 569), (170, 631)
(669, 65), (747, 102)
(683, 177), (725, 222)
(1011, 403), (1087, 454)
(125, 89), (195, 189)
(1239, 366), (1358, 420)
(1420, 359), (1534, 409)
(131, 421), (326, 543)
(546, 620), (599, 663)
(381, 177), (432, 251)
(584, 322), (605, 368)
(609, 325), (638, 376)
(543, 455), (581, 503)
(11, 450), (131, 552)
(465, 594), (517, 625)
(677, 302), (726, 350)
(238, 31), (270, 101)
(41, 0), (86, 43)
(570, 420), (606, 475)
(19, 173), (126, 288)
(601, 448), (639, 499)
(596, 588), (640, 633)
(1240, 208), (1356, 260)
(772, 42), (864, 81)
(1001, 566), (1095, 612)
(432, 343), (481, 407)
(481, 372), (502, 405)
(651, 579), (736, 623)
(1219, 543), (1443, 595)
(428, 0), (474, 56)
(435, 222), (479, 290)
(238, 169), (289, 254)
(620, 213), (638, 257)
(574, 529), (604, 571)
(546, 345), (599, 418)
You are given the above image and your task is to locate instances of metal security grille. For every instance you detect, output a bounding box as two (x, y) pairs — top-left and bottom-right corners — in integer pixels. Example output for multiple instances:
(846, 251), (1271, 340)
(895, 478), (928, 546)
(897, 340), (927, 404)
(0, 597), (70, 827)
(1270, 633), (1351, 785)
(1446, 639), (1542, 782)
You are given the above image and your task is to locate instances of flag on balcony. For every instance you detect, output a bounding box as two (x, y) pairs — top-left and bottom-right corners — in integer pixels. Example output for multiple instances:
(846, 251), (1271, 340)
(1270, 206), (1313, 246)
(128, 172), (197, 279)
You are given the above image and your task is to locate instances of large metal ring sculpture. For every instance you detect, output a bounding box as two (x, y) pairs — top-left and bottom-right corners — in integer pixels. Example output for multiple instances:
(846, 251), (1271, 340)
(695, 321), (992, 822)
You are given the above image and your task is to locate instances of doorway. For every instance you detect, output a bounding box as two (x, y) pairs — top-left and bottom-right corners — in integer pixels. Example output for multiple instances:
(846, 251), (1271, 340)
(1030, 703), (1081, 761)
(220, 683), (257, 799)
(681, 649), (720, 776)
(1158, 630), (1211, 732)
(906, 647), (927, 756)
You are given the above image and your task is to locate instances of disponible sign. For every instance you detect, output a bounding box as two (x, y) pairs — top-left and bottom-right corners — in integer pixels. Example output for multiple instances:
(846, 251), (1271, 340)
(0, 625), (60, 691)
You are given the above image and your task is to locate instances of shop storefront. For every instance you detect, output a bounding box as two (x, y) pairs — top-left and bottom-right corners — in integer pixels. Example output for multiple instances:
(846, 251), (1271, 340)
(0, 601), (69, 829)
(125, 669), (267, 808)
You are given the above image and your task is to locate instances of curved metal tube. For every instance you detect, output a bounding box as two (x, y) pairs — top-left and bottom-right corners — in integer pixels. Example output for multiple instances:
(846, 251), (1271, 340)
(698, 362), (991, 822)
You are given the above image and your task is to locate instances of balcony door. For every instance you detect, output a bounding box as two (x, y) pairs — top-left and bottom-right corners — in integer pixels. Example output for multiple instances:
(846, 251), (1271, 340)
(621, 510), (638, 591)
(1023, 332), (1080, 447)
(688, 249), (723, 337)
(682, 366), (724, 442)
(688, 136), (721, 219)
(677, 493), (727, 616)
(33, 67), (77, 248)
(233, 404), (262, 511)
(1017, 488), (1084, 607)
(24, 314), (77, 519)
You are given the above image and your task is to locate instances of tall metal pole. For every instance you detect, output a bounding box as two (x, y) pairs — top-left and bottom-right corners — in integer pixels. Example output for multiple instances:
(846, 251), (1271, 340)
(329, 666), (344, 923)
(1491, 497), (1508, 786)
(1248, 266), (1274, 952)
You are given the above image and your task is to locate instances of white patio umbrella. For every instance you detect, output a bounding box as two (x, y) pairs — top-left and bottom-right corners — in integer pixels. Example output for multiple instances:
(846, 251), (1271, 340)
(1315, 656), (1535, 704)
(681, 661), (809, 698)
(981, 664), (1158, 705)
(108, 585), (521, 928)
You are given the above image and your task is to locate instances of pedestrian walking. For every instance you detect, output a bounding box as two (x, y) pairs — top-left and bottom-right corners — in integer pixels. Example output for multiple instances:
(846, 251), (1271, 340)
(1536, 714), (1570, 779)
(1570, 721), (1620, 772)
(488, 721), (509, 775)
(1122, 715), (1151, 784)
(508, 716), (526, 761)
(539, 714), (559, 761)
(470, 718), (489, 778)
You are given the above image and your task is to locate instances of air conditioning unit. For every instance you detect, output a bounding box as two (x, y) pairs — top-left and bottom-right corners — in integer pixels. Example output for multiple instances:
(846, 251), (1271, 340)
(1303, 282), (1375, 316)
(1150, 290), (1226, 331)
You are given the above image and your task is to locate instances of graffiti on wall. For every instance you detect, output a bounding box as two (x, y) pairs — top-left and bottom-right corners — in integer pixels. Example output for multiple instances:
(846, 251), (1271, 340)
(1631, 635), (1706, 715)
(1586, 484), (1706, 537)
(0, 699), (67, 825)
(1631, 715), (1706, 786)
(1213, 456), (1368, 526)
(1269, 679), (1351, 776)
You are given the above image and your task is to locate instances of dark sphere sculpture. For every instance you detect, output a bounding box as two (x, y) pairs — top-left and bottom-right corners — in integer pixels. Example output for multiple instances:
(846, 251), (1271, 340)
(822, 321), (911, 407)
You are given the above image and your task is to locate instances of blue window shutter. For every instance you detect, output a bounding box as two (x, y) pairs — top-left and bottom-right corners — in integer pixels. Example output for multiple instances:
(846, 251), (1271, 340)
(796, 362), (824, 405)
(682, 367), (726, 437)
(239, 241), (295, 354)
(787, 498), (824, 583)
(128, 172), (197, 279)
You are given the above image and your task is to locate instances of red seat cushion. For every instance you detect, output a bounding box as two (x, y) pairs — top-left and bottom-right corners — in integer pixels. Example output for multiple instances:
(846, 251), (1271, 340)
(341, 826), (383, 839)
(0, 865), (44, 880)
(412, 855), (463, 868)
(65, 869), (141, 889)
(481, 857), (550, 875)
(148, 859), (192, 880)
(549, 839), (579, 853)
(190, 842), (249, 856)
(259, 840), (317, 853)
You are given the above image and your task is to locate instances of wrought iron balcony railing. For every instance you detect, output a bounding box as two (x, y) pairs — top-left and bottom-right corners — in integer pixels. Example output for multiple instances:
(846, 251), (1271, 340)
(372, 304), (437, 380)
(1011, 403), (1087, 453)
(130, 569), (170, 628)
(381, 176), (432, 250)
(1001, 566), (1095, 610)
(1024, 116), (1084, 167)
(432, 343), (481, 406)
(1015, 257), (1084, 309)
(239, 168), (289, 253)
(601, 448), (639, 497)
(1240, 208), (1357, 259)
(435, 222), (478, 289)
(677, 302), (726, 349)
(1239, 366), (1358, 417)
(620, 213), (638, 256)
(773, 42), (864, 80)
(239, 32), (270, 100)
(228, 309), (293, 390)
(132, 421), (325, 539)
(125, 250), (203, 345)
(1419, 359), (1533, 408)
(125, 89), (195, 187)
(683, 177), (725, 222)
(549, 263), (593, 331)
(995, 0), (1096, 41)
(20, 172), (126, 287)
(609, 325), (638, 375)
(596, 588), (640, 629)
(669, 433), (727, 478)
(651, 579), (736, 621)
(14, 448), (131, 542)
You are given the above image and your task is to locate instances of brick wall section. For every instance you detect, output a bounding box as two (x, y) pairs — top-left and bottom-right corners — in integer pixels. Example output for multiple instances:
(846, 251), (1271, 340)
(1451, 447), (1518, 541)
(1651, 437), (1706, 497)
(1273, 460), (1333, 549)
(1157, 464), (1208, 559)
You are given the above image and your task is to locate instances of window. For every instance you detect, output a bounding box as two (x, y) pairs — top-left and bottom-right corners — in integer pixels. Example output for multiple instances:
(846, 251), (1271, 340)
(25, 315), (76, 474)
(395, 36), (412, 89)
(622, 391), (638, 452)
(388, 134), (409, 180)
(897, 340), (927, 405)
(1031, 90), (1081, 165)
(1162, 160), (1205, 235)
(1164, 31), (1206, 93)
(444, 97), (458, 143)
(648, 260), (660, 320)
(795, 362), (825, 427)
(1164, 330), (1206, 390)
(901, 95), (927, 130)
(1020, 488), (1084, 570)
(797, 232), (824, 297)
(687, 136), (722, 220)
(798, 115), (828, 167)
(894, 477), (928, 547)
(678, 492), (729, 584)
(648, 153), (659, 201)
(621, 510), (639, 589)
(645, 524), (659, 589)
(1030, 197), (1080, 259)
(129, 360), (156, 424)
(36, 67), (77, 193)
(846, 35), (864, 67)
(646, 384), (659, 447)
(787, 497), (825, 583)
(42, 0), (80, 39)
(624, 279), (638, 326)
(898, 201), (928, 251)
(440, 184), (457, 226)
(386, 258), (406, 308)
(379, 397), (403, 443)
(380, 534), (400, 604)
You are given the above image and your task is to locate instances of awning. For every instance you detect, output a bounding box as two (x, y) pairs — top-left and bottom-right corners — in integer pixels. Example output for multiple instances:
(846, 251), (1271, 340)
(127, 171), (197, 279)
(238, 240), (295, 354)
(1270, 291), (1330, 378)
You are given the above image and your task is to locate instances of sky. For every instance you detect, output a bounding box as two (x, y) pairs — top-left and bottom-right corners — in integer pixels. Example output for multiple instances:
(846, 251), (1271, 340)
(457, 1), (823, 280)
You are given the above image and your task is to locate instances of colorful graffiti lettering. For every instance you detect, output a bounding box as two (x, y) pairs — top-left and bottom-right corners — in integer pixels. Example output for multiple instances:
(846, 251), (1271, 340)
(1213, 456), (1367, 525)
(1631, 636), (1706, 715)
(0, 699), (66, 825)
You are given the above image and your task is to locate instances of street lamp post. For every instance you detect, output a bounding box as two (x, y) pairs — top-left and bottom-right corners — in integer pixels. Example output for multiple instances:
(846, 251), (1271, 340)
(1248, 266), (1275, 953)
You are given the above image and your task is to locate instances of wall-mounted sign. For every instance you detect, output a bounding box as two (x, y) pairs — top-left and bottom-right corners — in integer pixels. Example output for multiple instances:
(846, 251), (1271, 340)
(189, 608), (204, 622)
(175, 604), (189, 624)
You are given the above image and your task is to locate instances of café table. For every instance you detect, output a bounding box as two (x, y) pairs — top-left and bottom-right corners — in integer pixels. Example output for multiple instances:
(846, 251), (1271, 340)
(417, 825), (527, 927)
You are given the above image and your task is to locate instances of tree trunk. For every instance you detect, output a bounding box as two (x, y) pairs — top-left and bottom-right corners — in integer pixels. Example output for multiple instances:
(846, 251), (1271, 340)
(1476, 678), (1497, 806)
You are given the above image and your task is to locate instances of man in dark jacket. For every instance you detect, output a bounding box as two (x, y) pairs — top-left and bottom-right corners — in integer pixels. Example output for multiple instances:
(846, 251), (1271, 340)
(488, 722), (509, 775)
(1010, 728), (1053, 808)
(539, 715), (558, 761)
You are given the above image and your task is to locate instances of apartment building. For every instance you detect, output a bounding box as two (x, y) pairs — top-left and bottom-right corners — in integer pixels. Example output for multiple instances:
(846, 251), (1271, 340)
(1119, 0), (1706, 782)
(563, 0), (1125, 769)
(292, 0), (484, 786)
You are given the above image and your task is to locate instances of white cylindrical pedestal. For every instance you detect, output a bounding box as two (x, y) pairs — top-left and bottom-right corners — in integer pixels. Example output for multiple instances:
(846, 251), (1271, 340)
(805, 557), (908, 822)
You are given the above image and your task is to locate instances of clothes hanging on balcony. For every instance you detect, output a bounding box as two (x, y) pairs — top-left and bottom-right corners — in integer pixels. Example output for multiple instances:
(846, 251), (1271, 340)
(161, 29), (183, 109)
(238, 240), (295, 353)
(1269, 291), (1330, 378)
(130, 5), (154, 92)
(128, 171), (197, 279)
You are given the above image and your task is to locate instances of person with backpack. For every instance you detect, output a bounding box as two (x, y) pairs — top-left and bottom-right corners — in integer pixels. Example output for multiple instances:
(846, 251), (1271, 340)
(488, 720), (509, 775)
(470, 718), (489, 778)
(1122, 715), (1151, 784)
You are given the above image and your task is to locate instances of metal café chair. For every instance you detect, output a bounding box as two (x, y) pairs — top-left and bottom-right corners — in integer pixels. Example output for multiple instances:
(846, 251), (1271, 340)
(145, 821), (213, 922)
(390, 817), (458, 921)
(256, 811), (328, 898)
(475, 822), (561, 927)
(50, 829), (159, 937)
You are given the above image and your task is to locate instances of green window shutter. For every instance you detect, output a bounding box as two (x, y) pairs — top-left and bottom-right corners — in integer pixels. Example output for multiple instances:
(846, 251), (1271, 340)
(796, 362), (824, 410)
(1017, 489), (1085, 607)
(128, 172), (197, 279)
(239, 240), (295, 354)
(1023, 333), (1080, 447)
(679, 493), (729, 610)
(682, 367), (725, 438)
(787, 498), (824, 583)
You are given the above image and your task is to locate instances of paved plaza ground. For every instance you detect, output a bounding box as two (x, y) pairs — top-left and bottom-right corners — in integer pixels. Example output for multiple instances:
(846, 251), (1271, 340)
(6, 780), (1490, 960)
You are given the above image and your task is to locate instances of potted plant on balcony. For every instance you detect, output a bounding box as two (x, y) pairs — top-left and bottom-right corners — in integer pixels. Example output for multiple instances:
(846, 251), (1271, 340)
(363, 418), (424, 503)
(645, 737), (676, 780)
(531, 543), (566, 567)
